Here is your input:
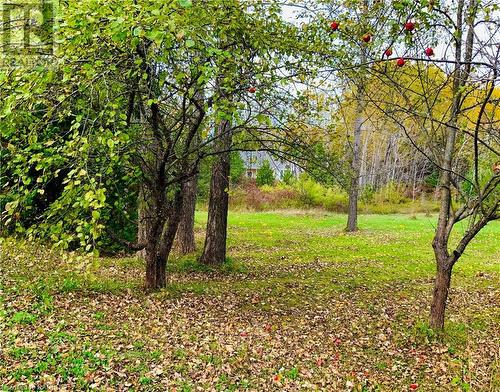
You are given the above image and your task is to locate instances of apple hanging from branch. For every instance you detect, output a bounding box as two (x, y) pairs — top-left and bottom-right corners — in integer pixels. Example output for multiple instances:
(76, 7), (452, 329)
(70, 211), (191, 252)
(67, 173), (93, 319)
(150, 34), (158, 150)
(424, 47), (434, 56)
(404, 21), (415, 32)
(330, 21), (339, 31)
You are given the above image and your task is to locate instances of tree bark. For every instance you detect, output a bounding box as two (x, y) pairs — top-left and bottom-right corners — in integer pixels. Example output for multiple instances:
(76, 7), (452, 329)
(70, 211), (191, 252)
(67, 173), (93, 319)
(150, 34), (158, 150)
(145, 250), (166, 290)
(199, 120), (232, 265)
(136, 186), (152, 260)
(176, 173), (199, 254)
(429, 261), (453, 330)
(136, 188), (150, 259)
(144, 189), (183, 289)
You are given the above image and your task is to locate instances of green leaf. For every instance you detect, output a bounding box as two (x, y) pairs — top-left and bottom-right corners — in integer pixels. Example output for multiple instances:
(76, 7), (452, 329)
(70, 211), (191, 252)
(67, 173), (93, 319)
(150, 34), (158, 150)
(178, 0), (193, 8)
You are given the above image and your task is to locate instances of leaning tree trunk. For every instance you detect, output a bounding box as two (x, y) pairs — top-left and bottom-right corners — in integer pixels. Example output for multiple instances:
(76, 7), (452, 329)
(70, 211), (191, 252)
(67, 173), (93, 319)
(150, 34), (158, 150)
(199, 120), (232, 265)
(176, 173), (198, 254)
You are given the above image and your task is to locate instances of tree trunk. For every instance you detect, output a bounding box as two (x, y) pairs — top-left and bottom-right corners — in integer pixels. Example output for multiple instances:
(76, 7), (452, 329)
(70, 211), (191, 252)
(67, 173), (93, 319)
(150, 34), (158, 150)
(200, 120), (232, 265)
(176, 174), (198, 254)
(346, 33), (368, 232)
(429, 260), (453, 330)
(143, 189), (183, 289)
(346, 173), (359, 231)
(145, 249), (166, 290)
(136, 188), (150, 259)
(346, 92), (364, 232)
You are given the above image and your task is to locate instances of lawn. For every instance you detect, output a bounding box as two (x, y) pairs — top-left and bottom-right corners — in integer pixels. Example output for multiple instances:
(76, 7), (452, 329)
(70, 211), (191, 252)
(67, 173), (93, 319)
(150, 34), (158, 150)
(1, 211), (499, 391)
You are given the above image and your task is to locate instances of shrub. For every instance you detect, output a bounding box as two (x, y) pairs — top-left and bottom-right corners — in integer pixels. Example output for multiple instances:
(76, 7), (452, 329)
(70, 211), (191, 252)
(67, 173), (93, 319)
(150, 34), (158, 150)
(228, 175), (438, 214)
(292, 174), (348, 212)
(323, 187), (348, 212)
(229, 180), (299, 210)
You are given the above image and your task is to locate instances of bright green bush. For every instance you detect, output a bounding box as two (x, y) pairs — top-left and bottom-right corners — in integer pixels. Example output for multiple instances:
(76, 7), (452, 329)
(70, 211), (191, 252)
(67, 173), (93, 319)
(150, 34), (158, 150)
(293, 174), (347, 211)
(323, 187), (348, 212)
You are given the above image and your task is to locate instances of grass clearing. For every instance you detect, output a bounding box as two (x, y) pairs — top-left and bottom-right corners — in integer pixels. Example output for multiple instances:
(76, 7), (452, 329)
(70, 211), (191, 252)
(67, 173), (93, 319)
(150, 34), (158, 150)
(0, 211), (499, 390)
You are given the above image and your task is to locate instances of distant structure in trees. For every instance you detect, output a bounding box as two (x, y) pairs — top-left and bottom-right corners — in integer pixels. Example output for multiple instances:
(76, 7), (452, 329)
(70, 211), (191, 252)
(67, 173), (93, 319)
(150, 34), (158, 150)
(240, 151), (301, 180)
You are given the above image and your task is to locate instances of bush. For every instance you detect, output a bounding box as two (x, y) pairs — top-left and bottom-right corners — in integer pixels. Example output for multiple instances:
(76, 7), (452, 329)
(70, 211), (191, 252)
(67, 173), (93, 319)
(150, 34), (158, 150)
(228, 174), (438, 214)
(293, 174), (348, 212)
(372, 182), (409, 205)
(230, 180), (299, 211)
(323, 187), (348, 212)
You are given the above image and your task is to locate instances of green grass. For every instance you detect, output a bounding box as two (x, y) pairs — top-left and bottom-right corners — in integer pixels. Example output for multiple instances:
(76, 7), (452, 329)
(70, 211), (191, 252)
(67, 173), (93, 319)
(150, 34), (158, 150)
(178, 211), (499, 298)
(0, 211), (499, 390)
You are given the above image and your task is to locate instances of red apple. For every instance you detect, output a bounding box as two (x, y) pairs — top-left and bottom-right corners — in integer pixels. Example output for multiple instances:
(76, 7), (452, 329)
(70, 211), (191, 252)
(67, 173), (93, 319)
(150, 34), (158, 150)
(384, 47), (393, 57)
(362, 33), (372, 43)
(396, 57), (405, 67)
(424, 47), (434, 56)
(409, 383), (418, 390)
(330, 21), (339, 31)
(404, 21), (415, 31)
(247, 87), (256, 93)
